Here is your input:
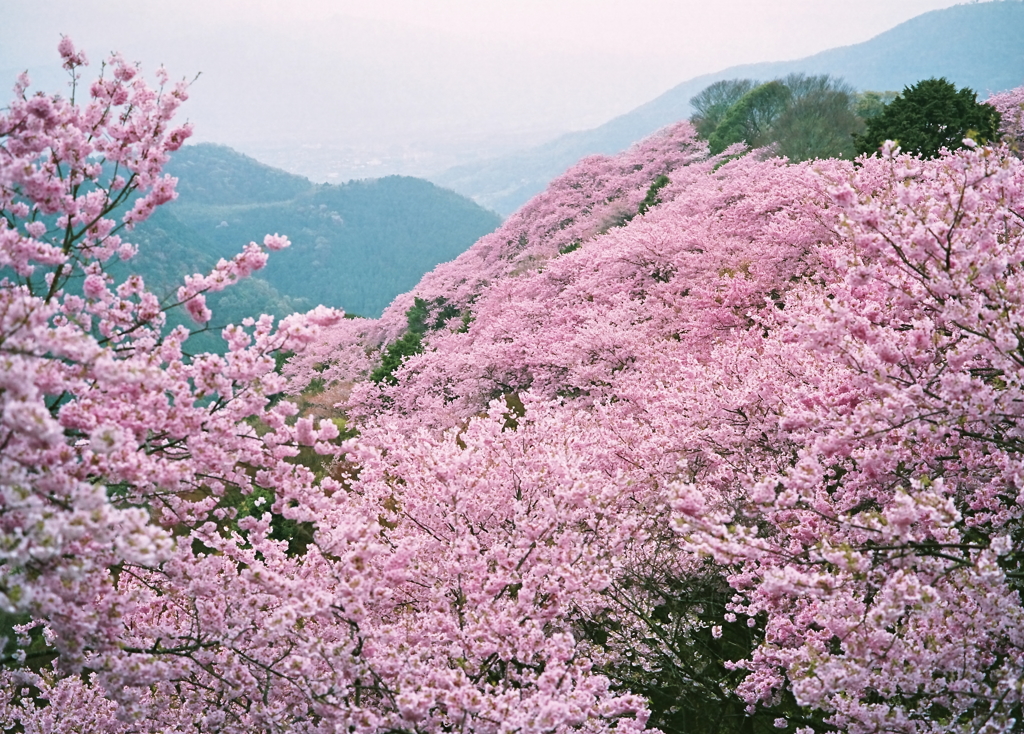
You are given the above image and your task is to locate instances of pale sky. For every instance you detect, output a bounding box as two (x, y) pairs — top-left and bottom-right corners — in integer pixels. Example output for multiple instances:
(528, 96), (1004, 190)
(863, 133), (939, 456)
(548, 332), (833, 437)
(0, 0), (970, 179)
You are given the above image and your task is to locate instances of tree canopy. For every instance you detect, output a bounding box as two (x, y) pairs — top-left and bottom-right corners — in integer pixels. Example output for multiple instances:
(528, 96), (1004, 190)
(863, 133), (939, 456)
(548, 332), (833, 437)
(707, 80), (791, 154)
(697, 74), (864, 161)
(688, 79), (757, 139)
(854, 76), (1002, 157)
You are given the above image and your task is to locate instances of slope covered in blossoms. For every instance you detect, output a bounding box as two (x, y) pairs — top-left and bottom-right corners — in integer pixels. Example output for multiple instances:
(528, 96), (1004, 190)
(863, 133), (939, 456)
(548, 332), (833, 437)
(285, 89), (1024, 734)
(4, 38), (1024, 734)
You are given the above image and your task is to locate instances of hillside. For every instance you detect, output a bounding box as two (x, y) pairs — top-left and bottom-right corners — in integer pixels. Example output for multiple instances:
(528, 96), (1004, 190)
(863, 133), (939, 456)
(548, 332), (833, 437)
(272, 96), (1024, 733)
(8, 33), (1024, 733)
(120, 144), (501, 334)
(431, 0), (1024, 215)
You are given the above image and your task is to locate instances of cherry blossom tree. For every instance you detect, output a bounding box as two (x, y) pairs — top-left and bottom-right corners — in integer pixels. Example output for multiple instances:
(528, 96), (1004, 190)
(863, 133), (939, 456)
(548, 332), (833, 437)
(0, 39), (370, 731)
(989, 86), (1024, 152)
(669, 139), (1024, 734)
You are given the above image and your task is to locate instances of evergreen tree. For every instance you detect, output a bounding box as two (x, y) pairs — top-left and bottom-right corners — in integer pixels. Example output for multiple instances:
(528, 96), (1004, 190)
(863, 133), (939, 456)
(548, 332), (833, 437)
(854, 77), (1001, 157)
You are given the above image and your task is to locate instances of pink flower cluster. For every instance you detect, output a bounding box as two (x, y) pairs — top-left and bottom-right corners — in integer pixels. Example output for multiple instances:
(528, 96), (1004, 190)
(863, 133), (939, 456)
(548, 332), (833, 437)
(0, 42), (370, 732)
(989, 85), (1024, 152)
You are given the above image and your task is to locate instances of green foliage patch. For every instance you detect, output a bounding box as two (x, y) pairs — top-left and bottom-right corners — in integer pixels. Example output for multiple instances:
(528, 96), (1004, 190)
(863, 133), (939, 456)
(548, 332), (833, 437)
(370, 297), (467, 386)
(637, 175), (672, 216)
(695, 74), (867, 162)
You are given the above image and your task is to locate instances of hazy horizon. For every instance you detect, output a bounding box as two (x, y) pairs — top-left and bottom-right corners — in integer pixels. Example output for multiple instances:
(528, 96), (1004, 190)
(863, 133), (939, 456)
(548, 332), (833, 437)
(0, 0), (976, 182)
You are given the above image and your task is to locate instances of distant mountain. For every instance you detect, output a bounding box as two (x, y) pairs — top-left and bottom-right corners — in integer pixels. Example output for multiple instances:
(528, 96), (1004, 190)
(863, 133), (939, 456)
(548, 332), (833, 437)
(431, 1), (1024, 215)
(120, 144), (501, 349)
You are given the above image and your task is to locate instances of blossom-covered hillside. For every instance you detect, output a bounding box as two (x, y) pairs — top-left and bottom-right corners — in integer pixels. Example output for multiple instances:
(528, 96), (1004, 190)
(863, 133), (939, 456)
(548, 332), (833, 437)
(4, 38), (1024, 734)
(286, 87), (1024, 733)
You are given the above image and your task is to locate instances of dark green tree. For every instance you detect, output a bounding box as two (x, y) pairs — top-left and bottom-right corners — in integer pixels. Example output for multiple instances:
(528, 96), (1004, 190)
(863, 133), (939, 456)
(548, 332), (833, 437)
(637, 174), (671, 216)
(370, 296), (463, 385)
(854, 77), (1001, 157)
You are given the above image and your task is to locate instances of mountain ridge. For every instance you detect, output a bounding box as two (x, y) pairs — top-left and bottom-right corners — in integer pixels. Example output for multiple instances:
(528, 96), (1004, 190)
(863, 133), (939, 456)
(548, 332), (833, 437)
(118, 143), (501, 351)
(431, 1), (1024, 215)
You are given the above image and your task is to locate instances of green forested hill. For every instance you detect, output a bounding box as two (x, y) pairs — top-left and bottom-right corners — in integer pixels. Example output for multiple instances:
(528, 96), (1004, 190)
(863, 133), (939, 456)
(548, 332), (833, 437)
(169, 144), (313, 206)
(121, 144), (501, 346)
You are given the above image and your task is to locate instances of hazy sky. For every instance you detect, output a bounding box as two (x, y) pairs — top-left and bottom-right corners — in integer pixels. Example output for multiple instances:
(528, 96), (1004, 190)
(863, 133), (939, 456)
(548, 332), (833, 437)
(0, 0), (971, 179)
